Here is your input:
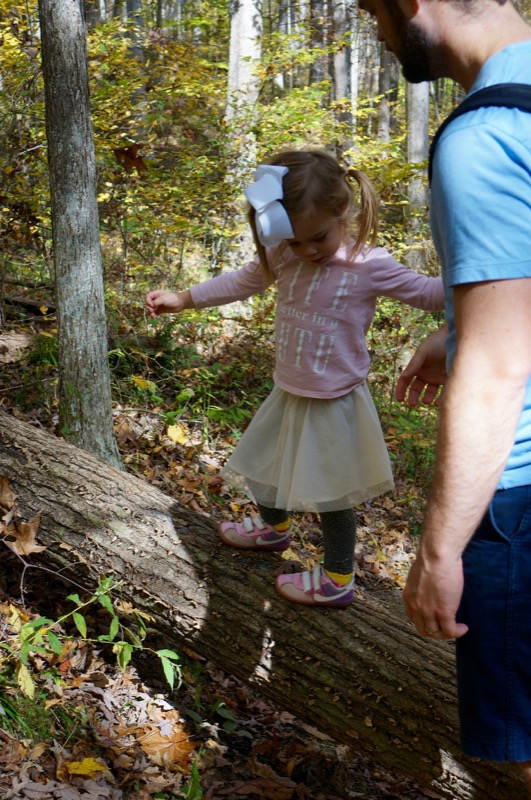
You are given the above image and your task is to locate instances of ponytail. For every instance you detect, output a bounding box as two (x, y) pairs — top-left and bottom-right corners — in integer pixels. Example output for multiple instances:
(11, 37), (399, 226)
(346, 167), (379, 256)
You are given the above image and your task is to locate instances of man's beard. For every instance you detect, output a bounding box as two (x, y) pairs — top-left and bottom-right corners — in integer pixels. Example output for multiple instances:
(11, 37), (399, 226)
(386, 3), (439, 83)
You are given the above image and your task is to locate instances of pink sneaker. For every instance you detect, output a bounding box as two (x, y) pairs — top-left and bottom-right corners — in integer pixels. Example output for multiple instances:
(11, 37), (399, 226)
(275, 566), (354, 607)
(218, 515), (291, 551)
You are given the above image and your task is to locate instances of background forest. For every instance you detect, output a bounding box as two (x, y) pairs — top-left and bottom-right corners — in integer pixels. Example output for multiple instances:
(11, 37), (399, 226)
(1, 1), (530, 799)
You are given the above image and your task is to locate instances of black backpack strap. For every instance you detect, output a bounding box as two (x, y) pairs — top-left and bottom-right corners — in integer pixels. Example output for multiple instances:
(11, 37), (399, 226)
(428, 83), (531, 183)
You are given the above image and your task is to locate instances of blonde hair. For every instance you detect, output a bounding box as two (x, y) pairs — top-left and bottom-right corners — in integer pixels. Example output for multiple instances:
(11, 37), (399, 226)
(248, 149), (379, 275)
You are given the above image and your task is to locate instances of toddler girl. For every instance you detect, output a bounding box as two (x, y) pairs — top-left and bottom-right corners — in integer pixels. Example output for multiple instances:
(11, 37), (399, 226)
(146, 149), (444, 608)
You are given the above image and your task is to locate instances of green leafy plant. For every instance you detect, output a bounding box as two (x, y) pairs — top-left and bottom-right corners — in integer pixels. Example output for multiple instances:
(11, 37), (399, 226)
(2, 575), (183, 700)
(212, 699), (253, 739)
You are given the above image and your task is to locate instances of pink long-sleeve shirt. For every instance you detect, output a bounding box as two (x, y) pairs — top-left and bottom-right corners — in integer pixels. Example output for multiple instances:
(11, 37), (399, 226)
(190, 242), (444, 399)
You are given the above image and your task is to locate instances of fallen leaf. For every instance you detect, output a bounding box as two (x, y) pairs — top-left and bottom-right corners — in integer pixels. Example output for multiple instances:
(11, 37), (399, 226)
(132, 707), (197, 770)
(0, 476), (16, 510)
(66, 756), (108, 776)
(207, 475), (224, 493)
(167, 423), (189, 445)
(4, 515), (46, 555)
(16, 662), (35, 698)
(132, 375), (155, 390)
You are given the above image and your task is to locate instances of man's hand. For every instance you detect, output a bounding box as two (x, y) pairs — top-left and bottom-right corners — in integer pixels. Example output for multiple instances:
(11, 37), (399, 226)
(396, 326), (448, 407)
(403, 549), (469, 640)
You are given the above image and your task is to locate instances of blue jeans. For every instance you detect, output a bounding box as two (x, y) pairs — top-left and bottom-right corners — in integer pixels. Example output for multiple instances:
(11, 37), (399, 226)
(457, 485), (531, 761)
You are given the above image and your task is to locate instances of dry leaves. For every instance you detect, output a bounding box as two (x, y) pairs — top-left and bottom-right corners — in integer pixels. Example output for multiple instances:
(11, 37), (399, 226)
(0, 476), (45, 556)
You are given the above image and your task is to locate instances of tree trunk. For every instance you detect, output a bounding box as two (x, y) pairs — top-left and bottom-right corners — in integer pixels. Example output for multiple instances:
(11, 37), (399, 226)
(84, 0), (101, 26)
(406, 81), (430, 271)
(332, 2), (349, 107)
(349, 2), (360, 135)
(308, 0), (327, 85)
(126, 0), (145, 62)
(224, 0), (263, 270)
(0, 408), (524, 800)
(377, 45), (393, 143)
(38, 0), (121, 469)
(227, 0), (263, 120)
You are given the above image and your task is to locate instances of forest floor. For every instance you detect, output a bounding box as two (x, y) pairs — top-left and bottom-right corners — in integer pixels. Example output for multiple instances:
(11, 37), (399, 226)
(0, 305), (444, 800)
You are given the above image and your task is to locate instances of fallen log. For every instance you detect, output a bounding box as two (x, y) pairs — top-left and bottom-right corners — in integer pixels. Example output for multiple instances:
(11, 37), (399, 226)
(0, 409), (524, 799)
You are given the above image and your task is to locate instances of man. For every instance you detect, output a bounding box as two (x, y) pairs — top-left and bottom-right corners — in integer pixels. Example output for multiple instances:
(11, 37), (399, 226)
(358, 0), (531, 789)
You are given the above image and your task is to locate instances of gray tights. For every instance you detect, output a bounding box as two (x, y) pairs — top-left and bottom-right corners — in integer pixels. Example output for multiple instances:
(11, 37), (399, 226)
(256, 503), (356, 575)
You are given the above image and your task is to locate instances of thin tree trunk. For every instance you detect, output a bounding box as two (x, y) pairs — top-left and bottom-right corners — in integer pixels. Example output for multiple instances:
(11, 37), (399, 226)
(406, 81), (430, 271)
(349, 2), (360, 134)
(225, 0), (264, 268)
(227, 0), (263, 120)
(0, 409), (524, 800)
(126, 0), (144, 62)
(377, 45), (393, 143)
(84, 0), (100, 26)
(38, 0), (121, 469)
(308, 0), (327, 85)
(332, 0), (353, 147)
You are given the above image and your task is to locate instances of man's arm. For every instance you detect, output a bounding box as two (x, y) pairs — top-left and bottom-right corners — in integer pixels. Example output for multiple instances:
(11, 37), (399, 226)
(403, 278), (531, 639)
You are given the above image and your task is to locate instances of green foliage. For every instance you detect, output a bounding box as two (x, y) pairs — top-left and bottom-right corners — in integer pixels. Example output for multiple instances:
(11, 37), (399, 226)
(1, 575), (183, 702)
(86, 15), (231, 282)
(256, 27), (332, 98)
(212, 700), (253, 739)
(0, 686), (87, 745)
(110, 309), (274, 443)
(0, 2), (49, 285)
(27, 331), (59, 368)
(154, 758), (203, 800)
(253, 83), (349, 155)
(367, 296), (442, 497)
(0, 0), (436, 312)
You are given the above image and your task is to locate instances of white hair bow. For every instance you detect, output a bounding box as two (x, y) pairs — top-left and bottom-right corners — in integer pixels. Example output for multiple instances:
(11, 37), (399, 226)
(244, 165), (294, 247)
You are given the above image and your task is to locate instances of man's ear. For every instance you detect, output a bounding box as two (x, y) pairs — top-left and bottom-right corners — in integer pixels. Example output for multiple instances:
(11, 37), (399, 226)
(397, 0), (420, 21)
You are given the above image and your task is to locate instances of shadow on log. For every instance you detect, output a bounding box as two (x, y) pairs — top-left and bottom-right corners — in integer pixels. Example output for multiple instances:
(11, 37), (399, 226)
(0, 410), (524, 799)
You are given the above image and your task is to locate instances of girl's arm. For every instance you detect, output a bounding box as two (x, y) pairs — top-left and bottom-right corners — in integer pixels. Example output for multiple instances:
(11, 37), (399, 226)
(190, 257), (274, 309)
(146, 257), (276, 319)
(369, 250), (445, 310)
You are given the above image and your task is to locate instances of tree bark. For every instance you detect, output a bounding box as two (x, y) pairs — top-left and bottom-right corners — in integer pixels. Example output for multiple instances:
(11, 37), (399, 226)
(227, 0), (263, 120)
(377, 45), (392, 143)
(406, 81), (430, 271)
(0, 409), (524, 800)
(38, 0), (121, 469)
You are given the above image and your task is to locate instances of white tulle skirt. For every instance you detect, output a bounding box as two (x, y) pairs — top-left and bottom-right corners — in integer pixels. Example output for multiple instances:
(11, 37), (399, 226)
(221, 383), (394, 513)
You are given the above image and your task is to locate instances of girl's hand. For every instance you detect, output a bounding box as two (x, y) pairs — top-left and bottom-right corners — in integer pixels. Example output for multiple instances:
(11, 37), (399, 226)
(145, 289), (193, 318)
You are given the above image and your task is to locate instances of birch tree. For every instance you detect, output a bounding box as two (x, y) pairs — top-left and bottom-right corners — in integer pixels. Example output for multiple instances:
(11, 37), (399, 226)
(332, 0), (352, 138)
(377, 46), (395, 142)
(224, 0), (264, 267)
(349, 2), (360, 132)
(227, 0), (263, 124)
(406, 81), (430, 270)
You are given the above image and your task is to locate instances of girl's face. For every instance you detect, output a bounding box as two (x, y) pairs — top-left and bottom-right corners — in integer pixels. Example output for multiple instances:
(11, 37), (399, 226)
(286, 207), (346, 267)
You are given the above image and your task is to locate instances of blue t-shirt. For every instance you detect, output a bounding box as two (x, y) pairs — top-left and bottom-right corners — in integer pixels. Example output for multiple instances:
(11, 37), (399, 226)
(430, 40), (531, 489)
